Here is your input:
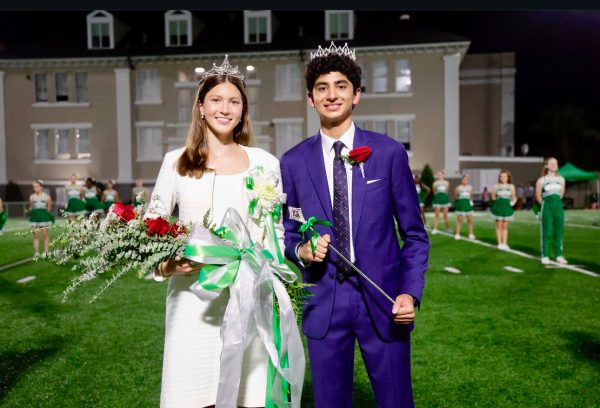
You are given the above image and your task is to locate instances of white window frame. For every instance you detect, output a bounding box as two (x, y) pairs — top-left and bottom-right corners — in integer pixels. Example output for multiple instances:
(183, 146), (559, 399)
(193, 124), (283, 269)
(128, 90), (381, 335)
(372, 60), (389, 94)
(244, 10), (272, 44)
(75, 72), (88, 103)
(87, 10), (114, 50)
(135, 122), (165, 162)
(31, 123), (93, 163)
(274, 64), (302, 101)
(34, 73), (48, 102)
(165, 10), (192, 47)
(353, 114), (415, 153)
(395, 58), (412, 93)
(325, 10), (354, 41)
(136, 69), (162, 104)
(273, 118), (303, 158)
(54, 72), (69, 102)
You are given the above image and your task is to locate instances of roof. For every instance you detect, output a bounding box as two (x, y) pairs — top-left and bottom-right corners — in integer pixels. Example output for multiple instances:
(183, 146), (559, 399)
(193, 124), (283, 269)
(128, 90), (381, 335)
(0, 10), (470, 60)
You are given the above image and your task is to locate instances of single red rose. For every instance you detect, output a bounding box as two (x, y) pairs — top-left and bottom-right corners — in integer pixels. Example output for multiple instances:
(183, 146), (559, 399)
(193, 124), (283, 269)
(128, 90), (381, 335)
(111, 202), (136, 222)
(169, 223), (187, 238)
(348, 146), (372, 163)
(145, 217), (171, 236)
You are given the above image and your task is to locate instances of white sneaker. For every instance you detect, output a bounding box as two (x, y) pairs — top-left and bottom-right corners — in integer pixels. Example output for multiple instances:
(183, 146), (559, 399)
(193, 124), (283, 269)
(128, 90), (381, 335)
(468, 234), (476, 240)
(431, 229), (438, 235)
(0, 230), (4, 235)
(556, 256), (568, 264)
(34, 252), (40, 258)
(541, 257), (550, 265)
(454, 234), (461, 240)
(503, 244), (510, 250)
(497, 244), (503, 249)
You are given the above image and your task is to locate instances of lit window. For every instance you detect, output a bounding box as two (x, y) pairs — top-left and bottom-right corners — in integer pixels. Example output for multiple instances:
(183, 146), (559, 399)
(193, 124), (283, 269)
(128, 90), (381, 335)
(244, 11), (272, 44)
(325, 11), (353, 40)
(395, 59), (412, 93)
(77, 129), (91, 159)
(56, 129), (71, 159)
(35, 129), (51, 160)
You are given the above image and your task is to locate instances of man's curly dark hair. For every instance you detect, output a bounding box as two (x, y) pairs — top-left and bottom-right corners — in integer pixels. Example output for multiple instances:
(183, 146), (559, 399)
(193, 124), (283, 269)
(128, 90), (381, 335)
(305, 54), (362, 97)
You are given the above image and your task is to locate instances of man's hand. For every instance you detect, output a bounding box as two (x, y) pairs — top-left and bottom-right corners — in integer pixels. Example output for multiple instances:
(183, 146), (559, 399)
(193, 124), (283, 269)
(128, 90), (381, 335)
(392, 294), (415, 325)
(299, 234), (330, 263)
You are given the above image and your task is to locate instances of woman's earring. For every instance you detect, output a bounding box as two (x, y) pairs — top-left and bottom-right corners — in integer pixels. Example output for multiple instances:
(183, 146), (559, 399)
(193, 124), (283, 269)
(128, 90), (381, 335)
(201, 114), (205, 120)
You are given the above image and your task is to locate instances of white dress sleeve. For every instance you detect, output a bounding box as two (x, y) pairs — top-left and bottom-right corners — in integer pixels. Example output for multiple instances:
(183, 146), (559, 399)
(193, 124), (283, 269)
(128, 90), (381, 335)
(145, 149), (179, 220)
(145, 149), (181, 281)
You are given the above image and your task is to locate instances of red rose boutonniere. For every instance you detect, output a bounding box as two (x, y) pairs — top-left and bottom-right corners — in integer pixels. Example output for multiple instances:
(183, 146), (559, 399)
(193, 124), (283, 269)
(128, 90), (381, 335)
(145, 217), (171, 236)
(341, 146), (372, 178)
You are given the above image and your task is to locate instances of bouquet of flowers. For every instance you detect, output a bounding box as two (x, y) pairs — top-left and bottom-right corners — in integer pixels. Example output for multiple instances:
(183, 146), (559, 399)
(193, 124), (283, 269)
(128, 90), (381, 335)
(46, 193), (191, 303)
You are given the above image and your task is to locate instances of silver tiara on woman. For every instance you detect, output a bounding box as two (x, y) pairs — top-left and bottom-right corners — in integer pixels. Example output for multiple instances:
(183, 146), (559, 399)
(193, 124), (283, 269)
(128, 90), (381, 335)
(310, 42), (356, 61)
(200, 55), (245, 82)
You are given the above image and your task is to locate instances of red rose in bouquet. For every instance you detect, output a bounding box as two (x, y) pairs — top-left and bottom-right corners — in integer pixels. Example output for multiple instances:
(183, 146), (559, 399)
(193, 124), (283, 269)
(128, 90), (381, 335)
(111, 203), (136, 222)
(348, 146), (372, 163)
(169, 222), (187, 238)
(145, 217), (171, 236)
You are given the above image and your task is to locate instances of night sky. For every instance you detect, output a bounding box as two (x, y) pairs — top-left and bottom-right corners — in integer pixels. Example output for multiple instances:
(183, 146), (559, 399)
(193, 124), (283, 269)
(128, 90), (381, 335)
(409, 10), (600, 168)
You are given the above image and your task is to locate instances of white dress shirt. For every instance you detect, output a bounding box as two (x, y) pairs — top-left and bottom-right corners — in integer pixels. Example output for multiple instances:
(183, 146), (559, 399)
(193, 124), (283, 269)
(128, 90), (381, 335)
(320, 123), (356, 263)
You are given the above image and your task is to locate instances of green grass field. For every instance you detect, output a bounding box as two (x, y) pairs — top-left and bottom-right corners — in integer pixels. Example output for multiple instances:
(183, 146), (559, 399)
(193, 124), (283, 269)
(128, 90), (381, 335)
(1, 210), (599, 407)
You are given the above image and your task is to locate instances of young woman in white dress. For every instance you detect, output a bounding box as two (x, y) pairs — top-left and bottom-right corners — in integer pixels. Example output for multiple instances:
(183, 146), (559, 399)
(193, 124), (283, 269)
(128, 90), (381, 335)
(146, 57), (284, 408)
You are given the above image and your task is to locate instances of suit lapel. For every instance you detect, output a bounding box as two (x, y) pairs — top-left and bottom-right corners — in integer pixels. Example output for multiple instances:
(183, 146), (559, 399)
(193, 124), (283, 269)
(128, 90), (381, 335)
(303, 132), (334, 222)
(351, 126), (373, 244)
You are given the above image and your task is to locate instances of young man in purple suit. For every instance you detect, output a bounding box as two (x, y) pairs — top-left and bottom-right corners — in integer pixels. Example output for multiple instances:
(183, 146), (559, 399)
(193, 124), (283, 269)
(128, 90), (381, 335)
(280, 43), (430, 408)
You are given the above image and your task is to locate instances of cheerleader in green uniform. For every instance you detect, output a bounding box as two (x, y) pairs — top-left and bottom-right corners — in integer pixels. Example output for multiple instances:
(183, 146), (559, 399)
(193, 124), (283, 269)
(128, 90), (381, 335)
(491, 170), (516, 250)
(29, 180), (54, 257)
(453, 174), (475, 240)
(535, 157), (567, 265)
(63, 173), (87, 218)
(431, 170), (451, 234)
(82, 177), (104, 215)
(414, 173), (431, 224)
(0, 197), (6, 235)
(131, 179), (149, 207)
(101, 179), (121, 212)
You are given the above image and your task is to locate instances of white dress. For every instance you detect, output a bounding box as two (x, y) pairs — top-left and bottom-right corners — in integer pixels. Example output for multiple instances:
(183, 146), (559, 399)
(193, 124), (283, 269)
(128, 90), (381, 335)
(146, 145), (285, 408)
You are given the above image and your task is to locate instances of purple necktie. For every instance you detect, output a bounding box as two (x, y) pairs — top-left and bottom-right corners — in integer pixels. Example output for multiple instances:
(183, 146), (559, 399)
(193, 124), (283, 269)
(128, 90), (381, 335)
(333, 141), (352, 281)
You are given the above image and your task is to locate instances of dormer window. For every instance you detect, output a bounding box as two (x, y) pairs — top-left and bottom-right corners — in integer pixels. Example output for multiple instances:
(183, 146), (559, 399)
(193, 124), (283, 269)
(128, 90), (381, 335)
(244, 10), (272, 44)
(87, 10), (114, 50)
(165, 10), (192, 47)
(325, 10), (354, 41)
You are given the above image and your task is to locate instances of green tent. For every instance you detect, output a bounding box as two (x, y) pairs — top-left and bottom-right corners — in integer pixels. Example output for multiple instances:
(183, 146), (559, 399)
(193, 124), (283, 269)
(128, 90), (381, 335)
(558, 162), (599, 208)
(558, 162), (599, 181)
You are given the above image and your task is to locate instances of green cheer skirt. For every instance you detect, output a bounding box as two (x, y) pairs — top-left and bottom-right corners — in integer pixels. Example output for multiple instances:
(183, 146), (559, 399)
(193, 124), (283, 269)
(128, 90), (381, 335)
(85, 197), (105, 214)
(0, 210), (6, 230)
(30, 208), (55, 227)
(454, 198), (473, 215)
(491, 197), (514, 221)
(432, 192), (450, 208)
(64, 198), (87, 216)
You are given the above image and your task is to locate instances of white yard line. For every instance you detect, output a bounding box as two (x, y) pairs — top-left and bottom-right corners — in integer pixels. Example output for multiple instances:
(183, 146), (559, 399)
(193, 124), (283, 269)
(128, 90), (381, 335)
(503, 266), (524, 273)
(511, 219), (600, 231)
(429, 228), (599, 278)
(17, 275), (36, 283)
(443, 266), (461, 274)
(0, 257), (34, 272)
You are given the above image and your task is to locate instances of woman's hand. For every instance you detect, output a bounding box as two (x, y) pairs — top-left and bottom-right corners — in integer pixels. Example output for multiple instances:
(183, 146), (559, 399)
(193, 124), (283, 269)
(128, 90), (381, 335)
(158, 256), (203, 278)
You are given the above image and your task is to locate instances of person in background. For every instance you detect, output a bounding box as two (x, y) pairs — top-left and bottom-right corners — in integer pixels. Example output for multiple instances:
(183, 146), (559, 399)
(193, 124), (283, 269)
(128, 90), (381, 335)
(481, 186), (491, 210)
(453, 174), (476, 240)
(431, 170), (451, 234)
(29, 180), (54, 257)
(82, 177), (104, 215)
(63, 173), (87, 219)
(132, 179), (149, 207)
(414, 173), (431, 224)
(535, 157), (568, 265)
(101, 179), (121, 212)
(0, 196), (6, 235)
(490, 170), (516, 250)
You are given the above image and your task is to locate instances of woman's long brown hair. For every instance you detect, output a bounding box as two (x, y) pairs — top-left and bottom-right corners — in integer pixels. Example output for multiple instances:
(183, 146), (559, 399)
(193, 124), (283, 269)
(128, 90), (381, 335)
(176, 75), (253, 178)
(541, 156), (558, 177)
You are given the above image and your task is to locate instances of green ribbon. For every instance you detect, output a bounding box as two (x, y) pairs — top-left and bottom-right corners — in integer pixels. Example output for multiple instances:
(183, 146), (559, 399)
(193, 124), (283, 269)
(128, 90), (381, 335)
(266, 308), (291, 408)
(298, 216), (332, 254)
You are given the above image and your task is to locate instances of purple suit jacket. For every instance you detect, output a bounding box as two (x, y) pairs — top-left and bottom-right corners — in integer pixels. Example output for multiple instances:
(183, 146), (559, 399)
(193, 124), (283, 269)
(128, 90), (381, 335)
(280, 127), (429, 341)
